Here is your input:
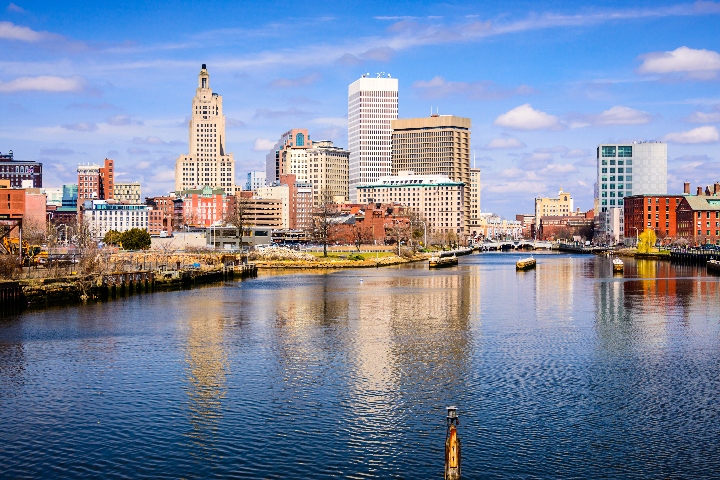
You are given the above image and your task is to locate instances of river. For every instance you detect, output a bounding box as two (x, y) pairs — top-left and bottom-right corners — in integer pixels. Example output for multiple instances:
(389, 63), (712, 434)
(1, 252), (719, 479)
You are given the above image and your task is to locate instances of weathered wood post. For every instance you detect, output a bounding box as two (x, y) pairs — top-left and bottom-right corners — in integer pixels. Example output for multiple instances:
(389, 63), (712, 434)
(445, 406), (461, 480)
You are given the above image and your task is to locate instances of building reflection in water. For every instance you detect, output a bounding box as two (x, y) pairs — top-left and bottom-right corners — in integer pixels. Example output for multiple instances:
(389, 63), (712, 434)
(183, 293), (229, 454)
(535, 256), (576, 323)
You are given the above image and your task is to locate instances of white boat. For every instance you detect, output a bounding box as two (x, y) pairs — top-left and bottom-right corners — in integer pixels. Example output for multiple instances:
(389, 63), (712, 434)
(612, 258), (624, 273)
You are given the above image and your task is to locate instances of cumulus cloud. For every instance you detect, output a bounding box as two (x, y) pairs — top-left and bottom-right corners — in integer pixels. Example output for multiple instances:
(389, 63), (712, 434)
(61, 122), (97, 132)
(106, 114), (143, 126)
(413, 76), (535, 100)
(253, 138), (276, 151)
(0, 75), (86, 93)
(684, 105), (720, 123)
(269, 72), (322, 88)
(132, 136), (183, 146)
(494, 104), (561, 130)
(637, 46), (720, 79)
(485, 137), (526, 149)
(661, 125), (720, 144)
(570, 106), (653, 128)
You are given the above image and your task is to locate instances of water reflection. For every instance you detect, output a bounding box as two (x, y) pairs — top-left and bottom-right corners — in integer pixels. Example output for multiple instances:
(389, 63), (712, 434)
(183, 297), (229, 454)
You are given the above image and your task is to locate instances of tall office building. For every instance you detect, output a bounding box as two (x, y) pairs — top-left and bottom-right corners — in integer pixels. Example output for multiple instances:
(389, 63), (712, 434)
(348, 74), (398, 201)
(245, 171), (266, 191)
(391, 115), (471, 233)
(470, 167), (481, 234)
(175, 64), (236, 193)
(265, 128), (312, 185)
(595, 141), (667, 242)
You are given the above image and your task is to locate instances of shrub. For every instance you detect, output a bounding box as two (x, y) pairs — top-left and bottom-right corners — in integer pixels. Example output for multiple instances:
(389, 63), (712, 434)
(0, 255), (19, 279)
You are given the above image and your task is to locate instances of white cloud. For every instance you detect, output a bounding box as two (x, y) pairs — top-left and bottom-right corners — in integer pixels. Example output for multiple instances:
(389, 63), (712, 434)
(684, 108), (720, 123)
(269, 72), (322, 88)
(412, 76), (535, 100)
(494, 104), (560, 130)
(253, 138), (275, 151)
(0, 75), (85, 93)
(0, 21), (42, 41)
(61, 122), (97, 132)
(485, 137), (526, 149)
(661, 125), (720, 143)
(107, 114), (143, 126)
(637, 46), (720, 79)
(132, 136), (183, 146)
(591, 106), (652, 126)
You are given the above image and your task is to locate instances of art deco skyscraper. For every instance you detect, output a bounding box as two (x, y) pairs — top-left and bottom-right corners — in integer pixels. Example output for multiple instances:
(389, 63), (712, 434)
(175, 64), (236, 192)
(347, 74), (398, 201)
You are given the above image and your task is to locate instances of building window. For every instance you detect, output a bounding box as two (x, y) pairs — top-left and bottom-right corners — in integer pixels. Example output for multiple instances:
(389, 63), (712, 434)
(618, 146), (632, 157)
(602, 146), (616, 157)
(296, 133), (305, 146)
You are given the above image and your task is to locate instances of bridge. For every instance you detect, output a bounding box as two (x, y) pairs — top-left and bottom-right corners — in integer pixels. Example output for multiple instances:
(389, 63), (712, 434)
(475, 240), (553, 251)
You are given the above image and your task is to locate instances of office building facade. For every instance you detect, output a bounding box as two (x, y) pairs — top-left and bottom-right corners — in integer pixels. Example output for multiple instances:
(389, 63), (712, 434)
(0, 150), (42, 188)
(348, 75), (398, 201)
(175, 64), (236, 192)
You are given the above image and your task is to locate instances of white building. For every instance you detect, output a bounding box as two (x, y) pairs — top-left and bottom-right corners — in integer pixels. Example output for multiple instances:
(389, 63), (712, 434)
(82, 200), (149, 239)
(470, 168), (481, 232)
(254, 185), (290, 229)
(596, 142), (667, 243)
(356, 171), (464, 235)
(348, 74), (398, 201)
(175, 64), (237, 193)
(42, 187), (63, 206)
(245, 171), (266, 191)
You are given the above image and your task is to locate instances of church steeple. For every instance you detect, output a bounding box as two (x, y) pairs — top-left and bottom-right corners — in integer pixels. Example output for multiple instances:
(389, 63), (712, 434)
(198, 64), (209, 90)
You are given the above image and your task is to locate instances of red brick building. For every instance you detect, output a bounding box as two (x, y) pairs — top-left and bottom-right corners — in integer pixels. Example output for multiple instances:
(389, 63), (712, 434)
(331, 203), (412, 245)
(146, 196), (180, 235)
(77, 158), (114, 206)
(624, 194), (685, 243)
(0, 188), (47, 237)
(537, 211), (594, 240)
(181, 187), (236, 227)
(677, 194), (720, 244)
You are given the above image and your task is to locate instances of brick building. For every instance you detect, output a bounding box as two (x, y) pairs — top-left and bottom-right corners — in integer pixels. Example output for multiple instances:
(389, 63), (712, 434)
(677, 188), (720, 244)
(623, 194), (685, 244)
(77, 159), (114, 206)
(0, 150), (43, 188)
(180, 186), (236, 228)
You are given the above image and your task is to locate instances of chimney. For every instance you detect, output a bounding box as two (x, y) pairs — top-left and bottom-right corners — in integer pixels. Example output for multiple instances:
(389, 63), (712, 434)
(697, 186), (703, 196)
(684, 182), (691, 194)
(715, 183), (720, 195)
(706, 186), (712, 196)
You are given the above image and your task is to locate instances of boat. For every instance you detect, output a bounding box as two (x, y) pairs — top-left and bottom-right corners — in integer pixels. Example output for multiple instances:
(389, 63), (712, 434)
(612, 258), (624, 273)
(516, 256), (536, 270)
(707, 258), (720, 274)
(429, 255), (458, 268)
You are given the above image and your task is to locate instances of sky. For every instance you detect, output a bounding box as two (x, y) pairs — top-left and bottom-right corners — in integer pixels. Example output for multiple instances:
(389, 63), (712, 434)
(1, 0), (720, 217)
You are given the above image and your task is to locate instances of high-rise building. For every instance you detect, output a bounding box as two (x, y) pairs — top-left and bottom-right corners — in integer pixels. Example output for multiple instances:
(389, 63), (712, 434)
(390, 114), (471, 233)
(265, 131), (349, 205)
(265, 128), (312, 185)
(470, 168), (481, 234)
(175, 64), (236, 193)
(348, 74), (398, 201)
(595, 142), (667, 243)
(77, 158), (114, 206)
(245, 171), (266, 191)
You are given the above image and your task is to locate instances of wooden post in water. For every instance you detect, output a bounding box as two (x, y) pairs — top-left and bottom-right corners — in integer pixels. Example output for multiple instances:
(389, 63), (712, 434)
(445, 406), (461, 480)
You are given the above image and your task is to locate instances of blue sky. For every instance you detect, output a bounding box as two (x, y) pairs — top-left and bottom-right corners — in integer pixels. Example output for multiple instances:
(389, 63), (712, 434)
(1, 0), (720, 217)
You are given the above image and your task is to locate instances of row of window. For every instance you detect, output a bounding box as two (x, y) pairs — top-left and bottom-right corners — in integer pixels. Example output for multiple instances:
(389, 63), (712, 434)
(600, 146), (632, 158)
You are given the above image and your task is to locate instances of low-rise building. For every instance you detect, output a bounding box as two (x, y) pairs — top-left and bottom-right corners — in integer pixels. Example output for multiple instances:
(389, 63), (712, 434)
(0, 150), (43, 188)
(677, 184), (720, 244)
(114, 182), (141, 204)
(534, 188), (573, 232)
(180, 186), (236, 228)
(254, 174), (313, 230)
(356, 171), (465, 237)
(0, 188), (47, 236)
(623, 194), (685, 245)
(81, 200), (148, 238)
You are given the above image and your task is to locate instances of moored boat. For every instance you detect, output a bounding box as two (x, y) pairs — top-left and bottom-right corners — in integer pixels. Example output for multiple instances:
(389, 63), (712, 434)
(429, 255), (458, 268)
(516, 256), (536, 270)
(612, 258), (624, 273)
(707, 258), (720, 274)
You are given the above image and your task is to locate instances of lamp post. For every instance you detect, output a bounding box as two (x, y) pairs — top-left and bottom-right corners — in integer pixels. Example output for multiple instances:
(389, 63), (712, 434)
(631, 226), (639, 246)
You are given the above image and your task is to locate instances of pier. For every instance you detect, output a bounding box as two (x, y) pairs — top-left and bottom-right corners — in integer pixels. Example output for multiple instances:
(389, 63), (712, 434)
(670, 248), (720, 265)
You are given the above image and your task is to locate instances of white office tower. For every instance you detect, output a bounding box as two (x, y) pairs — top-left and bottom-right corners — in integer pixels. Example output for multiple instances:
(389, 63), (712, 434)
(348, 74), (398, 201)
(175, 64), (236, 192)
(596, 141), (667, 242)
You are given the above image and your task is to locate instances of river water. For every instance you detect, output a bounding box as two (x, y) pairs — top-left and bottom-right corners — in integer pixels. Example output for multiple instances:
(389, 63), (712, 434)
(1, 253), (720, 479)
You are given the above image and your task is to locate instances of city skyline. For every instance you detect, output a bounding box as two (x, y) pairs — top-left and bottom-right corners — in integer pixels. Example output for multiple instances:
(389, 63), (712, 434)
(1, 0), (720, 217)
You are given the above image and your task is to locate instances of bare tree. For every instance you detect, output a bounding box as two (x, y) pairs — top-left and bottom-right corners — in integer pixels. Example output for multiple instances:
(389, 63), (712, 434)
(351, 223), (373, 252)
(312, 189), (340, 257)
